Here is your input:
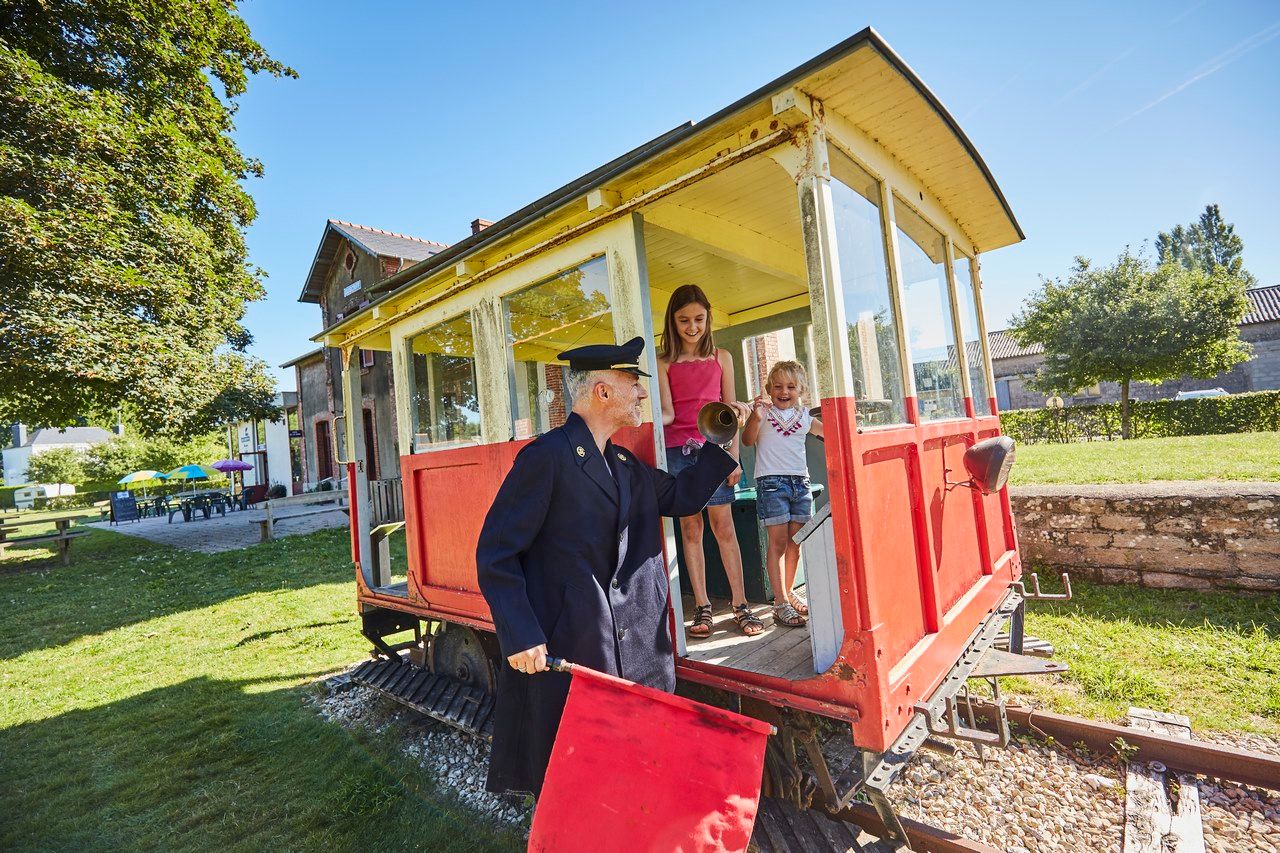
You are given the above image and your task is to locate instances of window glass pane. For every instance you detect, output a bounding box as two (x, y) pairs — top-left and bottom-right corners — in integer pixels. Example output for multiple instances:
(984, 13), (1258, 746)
(830, 154), (905, 426)
(952, 252), (990, 404)
(504, 256), (613, 438)
(408, 313), (482, 451)
(893, 197), (965, 421)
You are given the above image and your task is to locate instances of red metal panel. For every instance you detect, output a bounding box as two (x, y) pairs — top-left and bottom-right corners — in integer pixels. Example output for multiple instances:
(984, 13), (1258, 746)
(919, 431), (984, 614)
(347, 461), (360, 567)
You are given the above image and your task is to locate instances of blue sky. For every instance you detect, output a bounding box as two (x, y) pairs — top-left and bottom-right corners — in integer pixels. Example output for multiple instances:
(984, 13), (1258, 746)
(231, 1), (1280, 388)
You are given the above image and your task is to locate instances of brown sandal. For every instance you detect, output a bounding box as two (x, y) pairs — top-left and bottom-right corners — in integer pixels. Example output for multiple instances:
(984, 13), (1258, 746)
(688, 604), (713, 637)
(732, 603), (766, 636)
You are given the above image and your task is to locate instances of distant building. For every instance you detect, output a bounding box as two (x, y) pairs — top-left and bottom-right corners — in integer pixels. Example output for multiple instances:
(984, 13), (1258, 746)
(225, 392), (300, 493)
(3, 425), (116, 486)
(991, 284), (1280, 409)
(296, 220), (449, 485)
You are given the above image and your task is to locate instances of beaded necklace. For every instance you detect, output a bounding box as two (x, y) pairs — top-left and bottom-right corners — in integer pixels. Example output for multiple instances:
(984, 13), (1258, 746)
(767, 405), (805, 437)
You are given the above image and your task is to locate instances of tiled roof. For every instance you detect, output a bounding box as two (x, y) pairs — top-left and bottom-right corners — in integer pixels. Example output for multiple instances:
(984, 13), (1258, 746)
(1243, 284), (1280, 324)
(300, 220), (448, 304)
(987, 330), (1044, 361)
(28, 426), (113, 447)
(987, 284), (1278, 362)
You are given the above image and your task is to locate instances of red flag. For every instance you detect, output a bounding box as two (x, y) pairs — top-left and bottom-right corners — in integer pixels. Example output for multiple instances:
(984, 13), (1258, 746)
(529, 662), (772, 853)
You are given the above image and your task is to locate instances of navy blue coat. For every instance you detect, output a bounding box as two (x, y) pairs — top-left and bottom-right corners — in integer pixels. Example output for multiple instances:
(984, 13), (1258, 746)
(476, 412), (738, 795)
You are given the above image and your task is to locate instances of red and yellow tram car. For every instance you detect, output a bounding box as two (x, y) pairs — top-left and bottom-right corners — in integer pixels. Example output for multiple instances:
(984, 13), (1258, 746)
(323, 28), (1060, 837)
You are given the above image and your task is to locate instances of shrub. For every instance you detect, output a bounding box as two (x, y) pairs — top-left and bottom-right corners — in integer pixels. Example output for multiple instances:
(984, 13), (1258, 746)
(999, 389), (1280, 444)
(267, 484), (287, 499)
(26, 447), (87, 484)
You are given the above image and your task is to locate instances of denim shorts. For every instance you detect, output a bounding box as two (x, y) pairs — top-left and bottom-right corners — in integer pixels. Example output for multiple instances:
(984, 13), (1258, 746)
(755, 474), (813, 526)
(665, 445), (736, 507)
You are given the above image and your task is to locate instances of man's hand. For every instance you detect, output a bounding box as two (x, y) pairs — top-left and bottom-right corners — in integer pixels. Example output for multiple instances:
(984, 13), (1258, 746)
(507, 644), (548, 675)
(727, 400), (753, 424)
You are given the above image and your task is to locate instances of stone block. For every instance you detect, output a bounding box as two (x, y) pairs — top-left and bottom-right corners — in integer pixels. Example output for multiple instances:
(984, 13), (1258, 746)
(1098, 514), (1146, 532)
(1077, 547), (1131, 567)
(1225, 537), (1280, 556)
(1128, 549), (1234, 574)
(1015, 511), (1044, 526)
(1067, 531), (1112, 548)
(1141, 572), (1213, 590)
(1236, 554), (1280, 579)
(1233, 575), (1280, 591)
(1111, 533), (1192, 552)
(1098, 567), (1141, 585)
(1202, 517), (1246, 536)
(1152, 517), (1196, 534)
(1068, 498), (1107, 514)
(1047, 514), (1094, 530)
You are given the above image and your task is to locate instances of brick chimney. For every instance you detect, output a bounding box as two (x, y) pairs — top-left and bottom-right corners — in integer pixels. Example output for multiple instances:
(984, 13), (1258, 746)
(471, 218), (494, 236)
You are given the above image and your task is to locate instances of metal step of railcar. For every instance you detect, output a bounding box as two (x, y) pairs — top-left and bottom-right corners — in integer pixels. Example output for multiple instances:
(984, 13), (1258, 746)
(348, 657), (496, 740)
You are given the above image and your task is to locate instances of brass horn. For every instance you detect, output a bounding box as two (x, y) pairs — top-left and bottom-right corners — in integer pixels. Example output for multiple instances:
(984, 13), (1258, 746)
(696, 401), (739, 445)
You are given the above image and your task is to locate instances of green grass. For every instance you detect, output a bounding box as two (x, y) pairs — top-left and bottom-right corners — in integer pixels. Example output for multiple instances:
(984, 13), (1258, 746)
(1009, 578), (1280, 735)
(1009, 431), (1280, 484)
(0, 523), (521, 851)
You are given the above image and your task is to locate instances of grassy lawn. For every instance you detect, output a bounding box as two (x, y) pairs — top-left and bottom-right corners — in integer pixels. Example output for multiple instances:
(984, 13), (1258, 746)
(1009, 431), (1280, 484)
(1013, 578), (1280, 736)
(0, 522), (520, 852)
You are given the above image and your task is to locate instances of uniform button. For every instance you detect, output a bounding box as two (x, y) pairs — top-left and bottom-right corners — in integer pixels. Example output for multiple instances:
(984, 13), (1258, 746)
(611, 579), (620, 589)
(618, 532), (624, 543)
(618, 628), (627, 641)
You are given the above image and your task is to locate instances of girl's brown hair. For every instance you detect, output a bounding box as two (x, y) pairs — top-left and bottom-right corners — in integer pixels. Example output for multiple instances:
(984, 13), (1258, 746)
(659, 284), (716, 362)
(766, 360), (809, 407)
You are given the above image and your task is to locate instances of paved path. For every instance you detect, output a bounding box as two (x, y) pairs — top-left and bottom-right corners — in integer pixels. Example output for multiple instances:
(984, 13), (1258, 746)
(89, 507), (349, 554)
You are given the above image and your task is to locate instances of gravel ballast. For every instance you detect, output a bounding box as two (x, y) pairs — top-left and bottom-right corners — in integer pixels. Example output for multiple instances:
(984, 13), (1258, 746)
(314, 666), (1279, 851)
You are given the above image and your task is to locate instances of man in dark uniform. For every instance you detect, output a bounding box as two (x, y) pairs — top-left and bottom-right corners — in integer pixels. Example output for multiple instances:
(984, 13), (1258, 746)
(476, 336), (739, 797)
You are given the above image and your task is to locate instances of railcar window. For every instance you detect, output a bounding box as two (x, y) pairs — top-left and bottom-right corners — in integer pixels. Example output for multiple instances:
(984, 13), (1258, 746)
(503, 256), (614, 438)
(407, 313), (482, 452)
(892, 198), (966, 421)
(830, 154), (906, 426)
(952, 251), (990, 405)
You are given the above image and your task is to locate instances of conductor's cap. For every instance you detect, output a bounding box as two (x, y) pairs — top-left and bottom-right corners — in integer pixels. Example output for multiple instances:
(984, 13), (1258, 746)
(558, 336), (650, 377)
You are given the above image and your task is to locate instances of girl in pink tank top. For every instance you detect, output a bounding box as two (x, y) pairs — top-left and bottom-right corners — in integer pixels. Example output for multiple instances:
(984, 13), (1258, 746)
(656, 285), (764, 638)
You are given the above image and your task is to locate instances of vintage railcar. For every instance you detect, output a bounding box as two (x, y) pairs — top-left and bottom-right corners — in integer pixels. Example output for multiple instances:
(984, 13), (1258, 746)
(324, 28), (1066, 844)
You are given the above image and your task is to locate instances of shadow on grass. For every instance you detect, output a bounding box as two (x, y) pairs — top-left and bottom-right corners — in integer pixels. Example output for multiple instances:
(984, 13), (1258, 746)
(0, 526), (358, 662)
(0, 674), (521, 852)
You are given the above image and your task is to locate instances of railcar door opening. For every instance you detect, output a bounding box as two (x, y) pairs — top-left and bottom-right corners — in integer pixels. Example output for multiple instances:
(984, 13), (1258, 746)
(636, 151), (839, 683)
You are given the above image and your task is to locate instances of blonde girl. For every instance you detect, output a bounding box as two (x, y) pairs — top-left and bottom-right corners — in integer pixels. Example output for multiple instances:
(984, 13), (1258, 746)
(656, 284), (762, 637)
(742, 361), (824, 628)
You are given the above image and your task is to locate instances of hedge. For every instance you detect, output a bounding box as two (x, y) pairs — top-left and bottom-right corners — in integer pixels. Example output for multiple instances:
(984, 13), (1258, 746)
(999, 389), (1280, 444)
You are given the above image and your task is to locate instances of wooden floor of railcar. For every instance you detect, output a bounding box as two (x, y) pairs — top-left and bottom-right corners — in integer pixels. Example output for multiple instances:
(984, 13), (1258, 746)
(680, 588), (816, 681)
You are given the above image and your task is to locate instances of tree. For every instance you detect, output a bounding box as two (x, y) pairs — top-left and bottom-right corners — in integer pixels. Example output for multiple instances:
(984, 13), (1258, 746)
(0, 1), (295, 437)
(1156, 204), (1257, 287)
(1010, 250), (1251, 438)
(26, 447), (85, 485)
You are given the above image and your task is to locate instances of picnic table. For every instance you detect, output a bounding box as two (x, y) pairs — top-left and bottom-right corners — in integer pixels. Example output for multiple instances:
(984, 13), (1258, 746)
(252, 492), (349, 542)
(0, 513), (89, 566)
(163, 491), (236, 523)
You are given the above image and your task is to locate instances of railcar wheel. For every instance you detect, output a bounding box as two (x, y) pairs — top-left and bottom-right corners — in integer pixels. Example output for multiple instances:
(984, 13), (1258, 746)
(430, 624), (497, 695)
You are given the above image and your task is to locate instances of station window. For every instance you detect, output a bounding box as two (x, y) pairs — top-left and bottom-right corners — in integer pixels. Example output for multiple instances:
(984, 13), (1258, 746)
(503, 256), (614, 438)
(952, 251), (990, 404)
(893, 197), (965, 421)
(407, 313), (482, 452)
(830, 153), (906, 426)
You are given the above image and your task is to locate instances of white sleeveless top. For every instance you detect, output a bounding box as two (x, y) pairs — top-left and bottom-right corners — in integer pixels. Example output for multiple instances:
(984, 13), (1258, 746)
(753, 406), (812, 478)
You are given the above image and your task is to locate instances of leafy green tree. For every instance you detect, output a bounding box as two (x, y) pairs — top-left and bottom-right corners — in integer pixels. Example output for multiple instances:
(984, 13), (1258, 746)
(1156, 204), (1257, 287)
(1011, 250), (1251, 439)
(26, 447), (86, 485)
(0, 0), (293, 436)
(82, 435), (147, 482)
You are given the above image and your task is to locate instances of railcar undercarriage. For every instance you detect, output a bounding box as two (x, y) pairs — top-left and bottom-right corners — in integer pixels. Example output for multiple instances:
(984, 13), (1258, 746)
(348, 576), (1070, 851)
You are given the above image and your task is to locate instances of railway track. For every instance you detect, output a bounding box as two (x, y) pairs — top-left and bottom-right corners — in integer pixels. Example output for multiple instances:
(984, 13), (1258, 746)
(968, 699), (1280, 792)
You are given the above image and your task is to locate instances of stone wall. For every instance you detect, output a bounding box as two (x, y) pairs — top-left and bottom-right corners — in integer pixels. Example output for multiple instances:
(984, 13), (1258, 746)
(1010, 482), (1280, 591)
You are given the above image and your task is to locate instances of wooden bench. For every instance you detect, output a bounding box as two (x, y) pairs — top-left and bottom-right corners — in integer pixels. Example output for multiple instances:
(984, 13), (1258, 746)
(0, 529), (89, 566)
(251, 492), (349, 542)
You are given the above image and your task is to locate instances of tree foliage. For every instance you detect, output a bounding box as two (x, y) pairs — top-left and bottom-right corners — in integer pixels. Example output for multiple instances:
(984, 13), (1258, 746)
(1010, 250), (1251, 438)
(26, 447), (85, 485)
(1155, 204), (1257, 287)
(0, 0), (293, 436)
(83, 432), (227, 482)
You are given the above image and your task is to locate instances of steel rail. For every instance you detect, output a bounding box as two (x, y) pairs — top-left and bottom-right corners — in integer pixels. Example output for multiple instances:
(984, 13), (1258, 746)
(835, 802), (1000, 852)
(972, 700), (1280, 791)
